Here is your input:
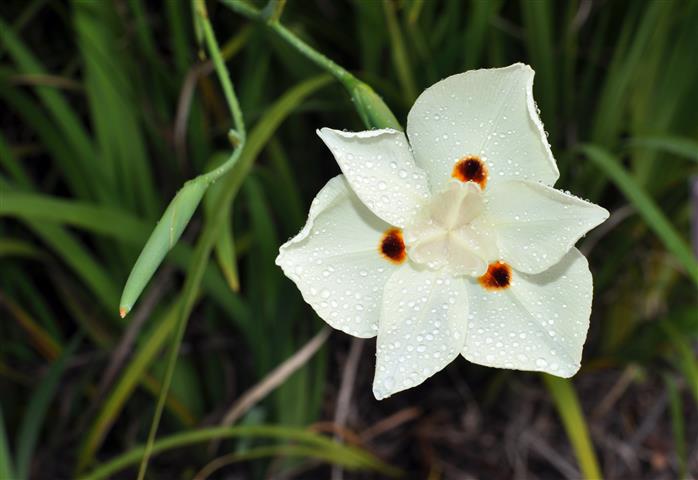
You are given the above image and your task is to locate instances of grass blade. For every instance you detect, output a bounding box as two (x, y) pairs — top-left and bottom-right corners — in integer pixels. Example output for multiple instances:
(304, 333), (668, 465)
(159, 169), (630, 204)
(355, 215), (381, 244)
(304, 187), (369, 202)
(665, 375), (687, 479)
(30, 222), (121, 313)
(627, 136), (698, 163)
(0, 292), (61, 361)
(542, 375), (602, 480)
(520, 0), (556, 134)
(214, 203), (239, 291)
(133, 69), (334, 479)
(120, 0), (249, 318)
(119, 179), (208, 317)
(0, 17), (96, 180)
(0, 189), (251, 326)
(0, 191), (144, 241)
(579, 144), (698, 287)
(662, 323), (698, 406)
(0, 406), (15, 480)
(79, 425), (400, 480)
(15, 336), (80, 480)
(134, 4), (248, 478)
(204, 159), (240, 291)
(383, 0), (417, 103)
(73, 0), (158, 216)
(0, 238), (41, 259)
(77, 302), (182, 472)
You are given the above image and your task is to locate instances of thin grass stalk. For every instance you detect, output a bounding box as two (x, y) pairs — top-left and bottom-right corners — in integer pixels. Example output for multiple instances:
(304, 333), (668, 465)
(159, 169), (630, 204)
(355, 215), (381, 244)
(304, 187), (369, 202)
(542, 375), (602, 479)
(134, 1), (247, 478)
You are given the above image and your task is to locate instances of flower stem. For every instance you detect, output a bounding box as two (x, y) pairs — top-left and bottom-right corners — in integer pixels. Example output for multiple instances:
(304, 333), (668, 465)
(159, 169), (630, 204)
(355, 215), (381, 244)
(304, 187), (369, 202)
(261, 0), (286, 23)
(221, 0), (352, 86)
(219, 0), (401, 130)
(134, 2), (246, 480)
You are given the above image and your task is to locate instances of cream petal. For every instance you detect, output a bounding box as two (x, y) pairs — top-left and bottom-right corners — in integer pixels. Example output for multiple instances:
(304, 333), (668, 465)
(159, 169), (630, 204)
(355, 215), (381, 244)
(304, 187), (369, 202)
(406, 63), (559, 191)
(462, 249), (592, 377)
(373, 265), (468, 399)
(317, 128), (431, 227)
(483, 180), (609, 274)
(276, 175), (401, 338)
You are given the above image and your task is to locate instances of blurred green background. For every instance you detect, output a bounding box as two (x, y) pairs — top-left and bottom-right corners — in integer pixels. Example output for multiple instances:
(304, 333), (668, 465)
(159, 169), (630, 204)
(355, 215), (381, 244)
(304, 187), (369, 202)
(1, 0), (697, 478)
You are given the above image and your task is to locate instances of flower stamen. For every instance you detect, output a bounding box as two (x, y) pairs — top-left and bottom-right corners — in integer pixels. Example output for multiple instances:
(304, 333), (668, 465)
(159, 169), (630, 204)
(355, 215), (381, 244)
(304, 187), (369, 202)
(478, 261), (511, 290)
(452, 155), (487, 188)
(379, 228), (406, 264)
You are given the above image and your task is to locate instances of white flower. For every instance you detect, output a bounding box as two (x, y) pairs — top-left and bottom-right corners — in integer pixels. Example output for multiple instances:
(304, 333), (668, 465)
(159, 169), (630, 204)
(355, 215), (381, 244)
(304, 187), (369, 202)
(276, 64), (609, 400)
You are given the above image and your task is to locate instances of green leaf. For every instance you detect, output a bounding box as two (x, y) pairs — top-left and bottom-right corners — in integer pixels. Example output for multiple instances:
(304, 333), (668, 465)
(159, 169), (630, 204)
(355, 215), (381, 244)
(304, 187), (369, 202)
(78, 425), (400, 480)
(0, 406), (15, 480)
(0, 189), (251, 327)
(0, 238), (41, 259)
(132, 72), (335, 479)
(77, 302), (182, 471)
(204, 154), (240, 292)
(31, 223), (120, 315)
(665, 375), (687, 479)
(520, 0), (556, 138)
(214, 203), (240, 291)
(383, 0), (417, 103)
(0, 17), (96, 183)
(16, 336), (80, 480)
(542, 375), (602, 480)
(662, 323), (698, 406)
(590, 0), (667, 146)
(0, 133), (31, 187)
(0, 191), (144, 241)
(72, 0), (158, 217)
(627, 136), (698, 163)
(119, 179), (208, 316)
(579, 144), (698, 288)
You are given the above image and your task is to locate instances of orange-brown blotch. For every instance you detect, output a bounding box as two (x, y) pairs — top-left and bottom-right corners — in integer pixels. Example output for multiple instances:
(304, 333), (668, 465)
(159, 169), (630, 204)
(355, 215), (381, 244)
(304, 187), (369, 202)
(479, 261), (512, 290)
(452, 155), (487, 188)
(379, 228), (406, 264)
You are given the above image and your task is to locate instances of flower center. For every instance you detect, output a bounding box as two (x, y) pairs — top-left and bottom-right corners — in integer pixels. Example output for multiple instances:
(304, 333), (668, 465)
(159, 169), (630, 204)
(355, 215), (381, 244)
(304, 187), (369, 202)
(403, 181), (495, 277)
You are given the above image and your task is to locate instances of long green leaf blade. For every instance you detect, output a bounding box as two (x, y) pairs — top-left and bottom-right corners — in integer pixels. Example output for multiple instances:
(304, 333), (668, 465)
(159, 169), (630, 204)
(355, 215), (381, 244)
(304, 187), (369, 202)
(542, 375), (602, 480)
(79, 425), (400, 480)
(0, 406), (15, 480)
(579, 144), (698, 287)
(16, 337), (80, 480)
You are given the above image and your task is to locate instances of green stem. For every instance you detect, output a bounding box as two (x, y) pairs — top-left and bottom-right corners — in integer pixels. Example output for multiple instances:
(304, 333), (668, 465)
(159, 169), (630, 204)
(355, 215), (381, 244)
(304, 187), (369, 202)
(219, 0), (401, 130)
(135, 3), (247, 479)
(135, 194), (229, 480)
(195, 0), (246, 185)
(220, 0), (354, 87)
(261, 0), (286, 23)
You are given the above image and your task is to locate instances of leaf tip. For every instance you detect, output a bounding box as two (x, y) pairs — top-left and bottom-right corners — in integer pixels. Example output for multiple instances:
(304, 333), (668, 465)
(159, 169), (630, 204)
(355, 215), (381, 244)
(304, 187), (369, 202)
(119, 306), (128, 319)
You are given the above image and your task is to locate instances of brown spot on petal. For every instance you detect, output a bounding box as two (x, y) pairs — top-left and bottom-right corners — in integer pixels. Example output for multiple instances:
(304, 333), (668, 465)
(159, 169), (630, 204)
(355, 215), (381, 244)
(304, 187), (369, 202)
(479, 261), (512, 290)
(379, 228), (406, 264)
(452, 155), (487, 188)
